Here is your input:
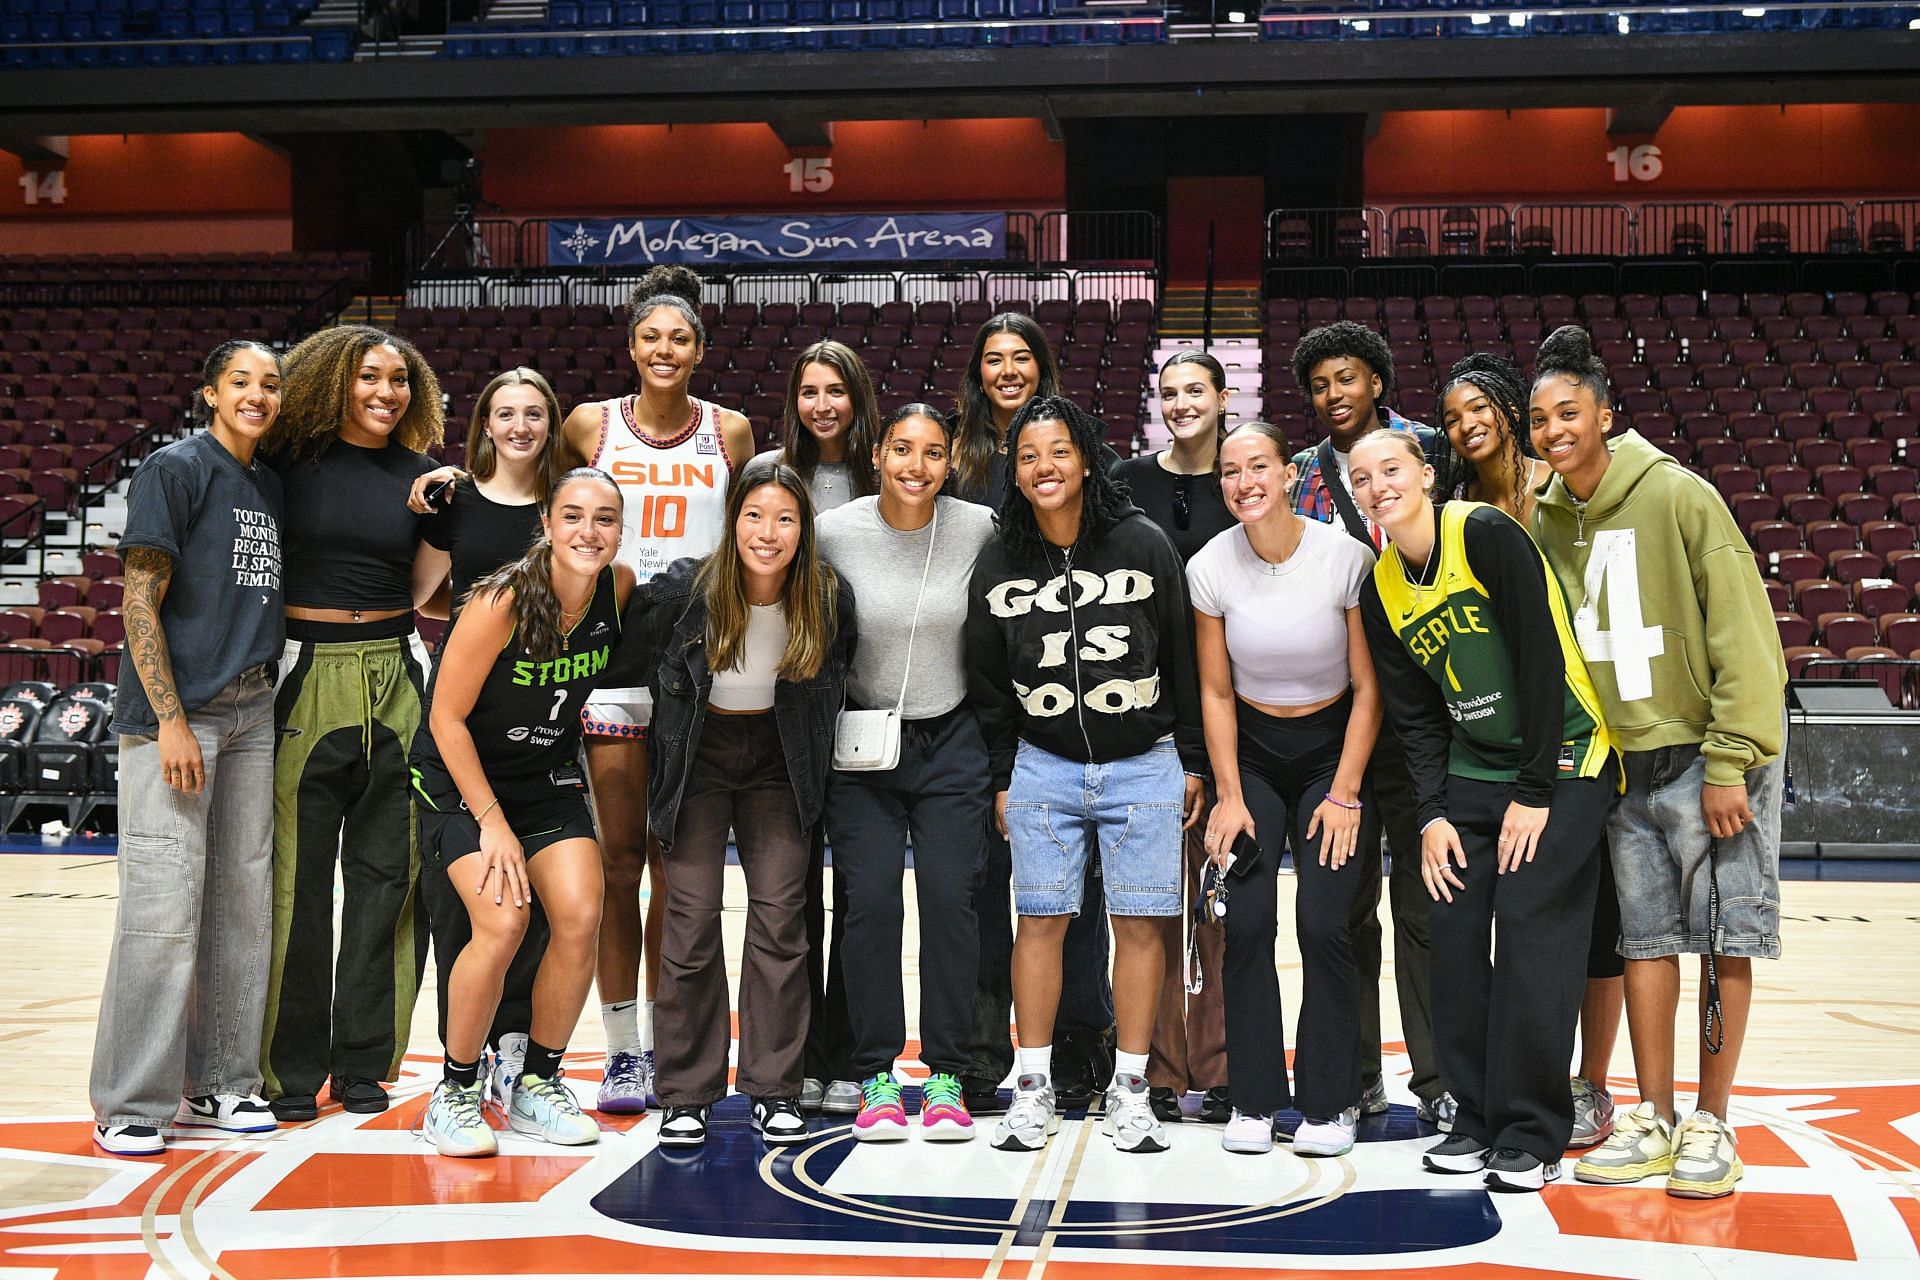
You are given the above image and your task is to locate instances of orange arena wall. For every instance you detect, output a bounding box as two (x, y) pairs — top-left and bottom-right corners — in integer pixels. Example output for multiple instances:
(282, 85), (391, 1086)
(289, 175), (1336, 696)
(480, 119), (1067, 216)
(0, 133), (293, 254)
(1364, 104), (1920, 203)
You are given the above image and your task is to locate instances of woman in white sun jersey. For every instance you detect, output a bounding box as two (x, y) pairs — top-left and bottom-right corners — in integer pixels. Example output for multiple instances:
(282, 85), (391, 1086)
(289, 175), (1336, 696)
(556, 263), (755, 1113)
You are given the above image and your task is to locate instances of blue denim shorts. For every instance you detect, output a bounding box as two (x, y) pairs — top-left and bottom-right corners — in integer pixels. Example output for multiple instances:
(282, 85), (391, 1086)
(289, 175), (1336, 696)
(1004, 737), (1183, 918)
(1608, 745), (1783, 960)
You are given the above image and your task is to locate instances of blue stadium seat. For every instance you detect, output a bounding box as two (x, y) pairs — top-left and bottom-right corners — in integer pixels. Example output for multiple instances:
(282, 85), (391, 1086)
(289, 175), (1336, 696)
(550, 1), (582, 26)
(277, 35), (310, 59)
(583, 1), (613, 23)
(616, 1), (648, 24)
(310, 27), (351, 60)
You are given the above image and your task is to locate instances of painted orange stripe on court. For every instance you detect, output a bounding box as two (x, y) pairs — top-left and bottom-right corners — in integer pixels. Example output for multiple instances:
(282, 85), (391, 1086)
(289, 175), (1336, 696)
(1541, 1186), (1855, 1260)
(252, 1152), (591, 1211)
(220, 1235), (991, 1278)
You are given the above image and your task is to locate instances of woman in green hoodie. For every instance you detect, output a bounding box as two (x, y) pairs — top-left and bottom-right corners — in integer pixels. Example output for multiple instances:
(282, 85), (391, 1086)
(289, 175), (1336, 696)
(1527, 326), (1787, 1203)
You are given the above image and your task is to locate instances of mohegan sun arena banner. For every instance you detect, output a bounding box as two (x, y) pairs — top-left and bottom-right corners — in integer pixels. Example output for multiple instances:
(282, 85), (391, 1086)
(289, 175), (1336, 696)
(547, 213), (1007, 266)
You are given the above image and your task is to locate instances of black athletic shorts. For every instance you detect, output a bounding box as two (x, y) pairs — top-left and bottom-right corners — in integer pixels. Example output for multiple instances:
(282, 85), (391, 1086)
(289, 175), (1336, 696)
(417, 779), (597, 870)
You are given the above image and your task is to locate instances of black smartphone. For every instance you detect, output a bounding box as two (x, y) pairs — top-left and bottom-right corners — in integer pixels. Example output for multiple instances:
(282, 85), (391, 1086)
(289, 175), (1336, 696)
(1226, 830), (1261, 878)
(425, 477), (456, 509)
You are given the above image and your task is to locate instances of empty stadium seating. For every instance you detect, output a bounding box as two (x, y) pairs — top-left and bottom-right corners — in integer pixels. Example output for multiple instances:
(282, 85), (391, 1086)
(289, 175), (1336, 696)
(0, 0), (349, 69)
(402, 293), (1158, 454)
(1264, 285), (1920, 704)
(0, 678), (116, 832)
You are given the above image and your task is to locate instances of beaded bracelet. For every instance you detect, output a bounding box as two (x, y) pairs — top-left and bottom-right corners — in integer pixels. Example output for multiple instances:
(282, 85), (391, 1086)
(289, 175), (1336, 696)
(1324, 794), (1363, 811)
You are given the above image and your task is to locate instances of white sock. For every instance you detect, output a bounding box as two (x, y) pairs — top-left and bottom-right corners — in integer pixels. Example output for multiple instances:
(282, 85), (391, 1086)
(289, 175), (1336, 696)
(601, 1000), (641, 1056)
(640, 1001), (655, 1053)
(1016, 1045), (1052, 1084)
(1113, 1051), (1150, 1083)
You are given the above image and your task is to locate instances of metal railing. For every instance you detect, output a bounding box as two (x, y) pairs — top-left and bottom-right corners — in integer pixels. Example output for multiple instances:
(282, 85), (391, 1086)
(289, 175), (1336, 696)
(399, 266), (1158, 314)
(1725, 200), (1858, 256)
(1800, 656), (1920, 711)
(1266, 198), (1920, 265)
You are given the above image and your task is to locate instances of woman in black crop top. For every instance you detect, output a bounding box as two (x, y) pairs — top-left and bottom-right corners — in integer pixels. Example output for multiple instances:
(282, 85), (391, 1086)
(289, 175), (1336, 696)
(257, 324), (446, 1123)
(410, 367), (569, 1109)
(408, 469), (635, 1157)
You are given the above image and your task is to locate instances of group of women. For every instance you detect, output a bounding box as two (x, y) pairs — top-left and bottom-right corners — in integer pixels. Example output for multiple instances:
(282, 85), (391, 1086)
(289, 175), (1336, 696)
(92, 274), (1782, 1201)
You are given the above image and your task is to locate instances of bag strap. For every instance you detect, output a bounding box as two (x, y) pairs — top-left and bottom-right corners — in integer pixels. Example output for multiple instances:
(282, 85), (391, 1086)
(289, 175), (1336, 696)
(1318, 438), (1374, 546)
(893, 505), (938, 713)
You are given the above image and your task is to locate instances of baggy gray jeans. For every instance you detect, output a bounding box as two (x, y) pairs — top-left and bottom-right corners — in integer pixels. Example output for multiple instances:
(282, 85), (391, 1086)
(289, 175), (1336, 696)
(91, 667), (277, 1127)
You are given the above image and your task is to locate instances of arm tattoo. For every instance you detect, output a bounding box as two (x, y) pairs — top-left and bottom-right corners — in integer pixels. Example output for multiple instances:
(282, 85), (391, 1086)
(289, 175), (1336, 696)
(122, 547), (183, 722)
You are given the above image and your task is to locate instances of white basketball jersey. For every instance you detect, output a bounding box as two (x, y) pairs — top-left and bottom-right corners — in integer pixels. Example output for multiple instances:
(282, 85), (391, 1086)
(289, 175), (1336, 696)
(592, 395), (736, 583)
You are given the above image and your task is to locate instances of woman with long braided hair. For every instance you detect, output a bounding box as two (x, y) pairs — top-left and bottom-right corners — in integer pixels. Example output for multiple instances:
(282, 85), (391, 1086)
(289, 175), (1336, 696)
(1439, 353), (1626, 1153)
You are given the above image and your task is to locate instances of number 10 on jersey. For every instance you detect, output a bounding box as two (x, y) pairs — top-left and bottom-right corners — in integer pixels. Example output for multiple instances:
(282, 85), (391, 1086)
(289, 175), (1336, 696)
(629, 493), (688, 539)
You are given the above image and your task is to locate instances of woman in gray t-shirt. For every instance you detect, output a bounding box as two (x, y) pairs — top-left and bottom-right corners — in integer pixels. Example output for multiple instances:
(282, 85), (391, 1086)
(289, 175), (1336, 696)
(814, 403), (995, 1142)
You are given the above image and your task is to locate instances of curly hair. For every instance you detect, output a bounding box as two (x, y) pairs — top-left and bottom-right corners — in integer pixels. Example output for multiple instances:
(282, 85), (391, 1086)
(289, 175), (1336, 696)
(1532, 324), (1610, 403)
(265, 324), (444, 460)
(995, 395), (1133, 559)
(953, 312), (1061, 499)
(1290, 320), (1396, 401)
(627, 264), (706, 346)
(1441, 352), (1534, 515)
(780, 339), (879, 499)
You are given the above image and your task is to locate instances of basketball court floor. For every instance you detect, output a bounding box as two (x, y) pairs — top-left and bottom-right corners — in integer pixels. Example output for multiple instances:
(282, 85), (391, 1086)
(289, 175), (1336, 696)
(3, 848), (1916, 1279)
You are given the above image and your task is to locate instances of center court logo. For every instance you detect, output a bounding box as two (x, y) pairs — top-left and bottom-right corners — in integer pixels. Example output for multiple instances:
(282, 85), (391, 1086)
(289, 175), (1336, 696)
(4, 1062), (1914, 1277)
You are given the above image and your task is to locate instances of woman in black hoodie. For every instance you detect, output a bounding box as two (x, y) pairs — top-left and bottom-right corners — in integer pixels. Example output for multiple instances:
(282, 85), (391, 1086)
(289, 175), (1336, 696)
(965, 395), (1206, 1158)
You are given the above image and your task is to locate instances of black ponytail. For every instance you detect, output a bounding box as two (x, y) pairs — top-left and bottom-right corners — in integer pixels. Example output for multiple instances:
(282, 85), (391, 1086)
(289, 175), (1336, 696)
(1532, 325), (1610, 403)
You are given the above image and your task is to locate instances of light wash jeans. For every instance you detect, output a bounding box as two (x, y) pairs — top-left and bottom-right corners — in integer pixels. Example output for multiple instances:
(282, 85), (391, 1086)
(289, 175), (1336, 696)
(90, 667), (277, 1127)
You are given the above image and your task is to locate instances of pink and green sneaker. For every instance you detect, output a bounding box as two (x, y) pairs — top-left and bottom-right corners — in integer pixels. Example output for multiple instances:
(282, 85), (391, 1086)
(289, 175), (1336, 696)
(853, 1075), (908, 1142)
(920, 1072), (975, 1142)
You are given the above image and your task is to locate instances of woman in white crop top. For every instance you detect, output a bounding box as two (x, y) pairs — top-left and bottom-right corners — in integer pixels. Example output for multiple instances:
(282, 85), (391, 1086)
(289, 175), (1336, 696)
(1186, 420), (1384, 1158)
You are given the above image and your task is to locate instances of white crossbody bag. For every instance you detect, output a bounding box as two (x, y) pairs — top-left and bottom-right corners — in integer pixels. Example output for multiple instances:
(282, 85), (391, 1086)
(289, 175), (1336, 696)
(832, 506), (937, 772)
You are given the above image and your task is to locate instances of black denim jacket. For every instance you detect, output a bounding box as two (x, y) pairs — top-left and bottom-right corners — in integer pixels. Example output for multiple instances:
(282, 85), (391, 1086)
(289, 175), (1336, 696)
(614, 557), (856, 851)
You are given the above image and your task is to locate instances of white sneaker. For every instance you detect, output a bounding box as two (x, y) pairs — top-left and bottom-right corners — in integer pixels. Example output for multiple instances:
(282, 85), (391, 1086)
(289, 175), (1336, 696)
(821, 1079), (862, 1115)
(1222, 1108), (1274, 1154)
(1293, 1105), (1359, 1157)
(991, 1074), (1059, 1152)
(487, 1033), (528, 1115)
(95, 1123), (164, 1156)
(420, 1081), (498, 1158)
(173, 1093), (276, 1134)
(1101, 1072), (1169, 1154)
(509, 1072), (600, 1146)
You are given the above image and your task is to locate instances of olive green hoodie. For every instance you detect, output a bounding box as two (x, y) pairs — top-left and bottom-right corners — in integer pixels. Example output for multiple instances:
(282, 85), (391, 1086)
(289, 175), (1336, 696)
(1531, 430), (1785, 787)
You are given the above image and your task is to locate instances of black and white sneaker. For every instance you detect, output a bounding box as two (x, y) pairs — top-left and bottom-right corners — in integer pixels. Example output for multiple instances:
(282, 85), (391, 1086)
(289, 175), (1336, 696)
(751, 1097), (809, 1146)
(658, 1105), (710, 1148)
(174, 1093), (277, 1134)
(94, 1123), (164, 1156)
(1423, 1132), (1491, 1174)
(1484, 1147), (1563, 1193)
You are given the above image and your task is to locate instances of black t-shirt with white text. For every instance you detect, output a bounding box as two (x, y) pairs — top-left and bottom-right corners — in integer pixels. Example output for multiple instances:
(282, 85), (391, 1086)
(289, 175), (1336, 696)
(112, 432), (285, 734)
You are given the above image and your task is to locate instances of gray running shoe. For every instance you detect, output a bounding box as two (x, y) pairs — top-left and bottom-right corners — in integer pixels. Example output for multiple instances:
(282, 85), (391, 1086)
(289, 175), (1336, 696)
(1358, 1078), (1389, 1115)
(821, 1079), (863, 1115)
(1569, 1076), (1615, 1148)
(1416, 1091), (1458, 1133)
(799, 1078), (826, 1112)
(1485, 1147), (1562, 1193)
(1101, 1072), (1169, 1154)
(1423, 1132), (1490, 1174)
(991, 1074), (1059, 1152)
